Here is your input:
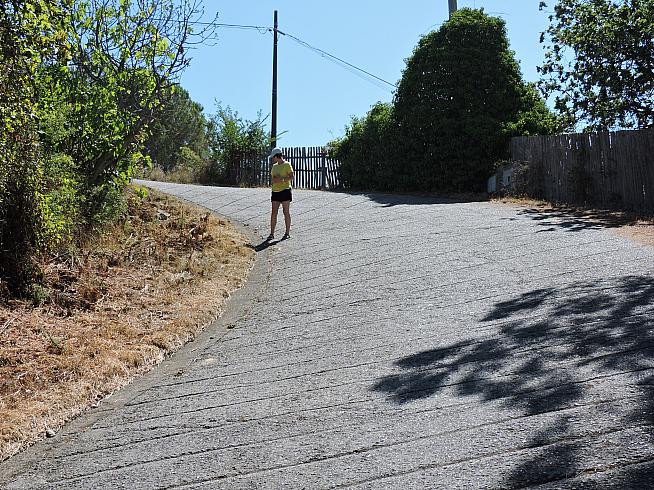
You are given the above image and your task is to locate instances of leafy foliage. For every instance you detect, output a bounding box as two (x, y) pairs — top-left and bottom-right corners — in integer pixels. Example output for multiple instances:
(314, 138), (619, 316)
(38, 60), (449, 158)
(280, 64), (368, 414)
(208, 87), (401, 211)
(205, 106), (269, 185)
(41, 153), (82, 246)
(539, 0), (654, 130)
(144, 86), (209, 172)
(0, 0), (72, 294)
(330, 102), (397, 190)
(144, 103), (270, 186)
(38, 0), (217, 215)
(1, 0), (217, 296)
(505, 83), (563, 137)
(395, 8), (557, 192)
(332, 8), (559, 193)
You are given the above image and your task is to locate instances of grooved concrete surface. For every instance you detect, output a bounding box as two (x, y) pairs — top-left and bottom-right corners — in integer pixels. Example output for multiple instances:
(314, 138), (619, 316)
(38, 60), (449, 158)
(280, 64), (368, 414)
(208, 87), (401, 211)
(2, 182), (654, 489)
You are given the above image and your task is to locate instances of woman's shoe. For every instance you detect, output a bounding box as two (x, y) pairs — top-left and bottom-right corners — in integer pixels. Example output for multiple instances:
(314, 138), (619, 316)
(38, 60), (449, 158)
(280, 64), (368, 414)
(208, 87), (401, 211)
(266, 234), (274, 241)
(281, 232), (290, 240)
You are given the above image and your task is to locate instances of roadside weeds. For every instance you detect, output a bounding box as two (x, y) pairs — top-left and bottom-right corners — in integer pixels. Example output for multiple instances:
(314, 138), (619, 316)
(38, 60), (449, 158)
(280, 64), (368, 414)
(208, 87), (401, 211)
(0, 187), (255, 461)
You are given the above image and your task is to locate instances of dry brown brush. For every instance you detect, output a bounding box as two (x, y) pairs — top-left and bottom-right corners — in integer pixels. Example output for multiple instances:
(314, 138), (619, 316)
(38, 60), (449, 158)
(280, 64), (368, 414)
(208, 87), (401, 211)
(0, 188), (254, 460)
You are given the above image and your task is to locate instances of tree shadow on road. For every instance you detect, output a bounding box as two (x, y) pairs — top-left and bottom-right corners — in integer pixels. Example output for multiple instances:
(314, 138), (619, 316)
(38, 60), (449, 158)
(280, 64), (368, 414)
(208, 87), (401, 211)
(358, 191), (487, 207)
(371, 275), (654, 487)
(515, 205), (646, 232)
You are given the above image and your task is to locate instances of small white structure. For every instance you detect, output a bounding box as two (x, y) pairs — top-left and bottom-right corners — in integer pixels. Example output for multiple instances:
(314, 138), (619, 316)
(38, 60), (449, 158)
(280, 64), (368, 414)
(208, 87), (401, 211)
(487, 163), (515, 194)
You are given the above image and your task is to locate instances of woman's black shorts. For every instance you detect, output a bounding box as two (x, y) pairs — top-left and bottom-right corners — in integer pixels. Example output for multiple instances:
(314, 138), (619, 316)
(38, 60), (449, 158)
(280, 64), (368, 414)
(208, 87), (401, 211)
(271, 189), (292, 202)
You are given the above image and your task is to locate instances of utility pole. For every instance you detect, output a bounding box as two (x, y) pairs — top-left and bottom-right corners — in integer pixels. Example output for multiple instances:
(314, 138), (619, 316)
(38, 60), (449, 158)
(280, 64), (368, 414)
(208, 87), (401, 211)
(448, 0), (457, 18)
(271, 10), (278, 149)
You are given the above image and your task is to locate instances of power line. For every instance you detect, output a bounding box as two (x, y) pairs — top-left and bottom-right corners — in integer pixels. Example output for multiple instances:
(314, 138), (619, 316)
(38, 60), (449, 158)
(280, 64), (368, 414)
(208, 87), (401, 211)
(153, 19), (271, 33)
(278, 30), (398, 90)
(171, 19), (270, 30)
(211, 23), (271, 33)
(169, 18), (398, 91)
(280, 35), (393, 91)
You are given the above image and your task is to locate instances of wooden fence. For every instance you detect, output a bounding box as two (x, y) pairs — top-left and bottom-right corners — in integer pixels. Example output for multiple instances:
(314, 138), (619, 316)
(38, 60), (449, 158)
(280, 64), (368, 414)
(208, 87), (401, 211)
(235, 146), (341, 190)
(510, 128), (654, 213)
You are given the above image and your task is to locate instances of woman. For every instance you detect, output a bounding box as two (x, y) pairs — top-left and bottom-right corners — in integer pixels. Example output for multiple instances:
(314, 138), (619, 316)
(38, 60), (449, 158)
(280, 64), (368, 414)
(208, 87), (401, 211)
(267, 147), (294, 241)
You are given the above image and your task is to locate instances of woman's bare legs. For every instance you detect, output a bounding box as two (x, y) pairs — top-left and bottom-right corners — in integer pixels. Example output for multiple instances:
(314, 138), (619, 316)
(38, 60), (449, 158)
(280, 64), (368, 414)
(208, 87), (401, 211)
(270, 201), (281, 238)
(281, 200), (291, 237)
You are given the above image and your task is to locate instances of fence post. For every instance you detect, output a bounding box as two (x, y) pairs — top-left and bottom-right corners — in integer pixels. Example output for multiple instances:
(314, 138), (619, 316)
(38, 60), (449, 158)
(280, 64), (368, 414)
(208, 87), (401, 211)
(320, 149), (327, 190)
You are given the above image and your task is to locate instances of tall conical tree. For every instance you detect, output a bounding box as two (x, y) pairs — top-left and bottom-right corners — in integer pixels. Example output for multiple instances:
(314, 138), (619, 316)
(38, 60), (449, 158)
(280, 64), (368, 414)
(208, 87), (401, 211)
(394, 8), (555, 192)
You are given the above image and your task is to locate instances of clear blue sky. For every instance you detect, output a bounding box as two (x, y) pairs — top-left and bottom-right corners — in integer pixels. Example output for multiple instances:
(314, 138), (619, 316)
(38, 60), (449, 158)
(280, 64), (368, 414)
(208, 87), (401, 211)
(180, 1), (551, 147)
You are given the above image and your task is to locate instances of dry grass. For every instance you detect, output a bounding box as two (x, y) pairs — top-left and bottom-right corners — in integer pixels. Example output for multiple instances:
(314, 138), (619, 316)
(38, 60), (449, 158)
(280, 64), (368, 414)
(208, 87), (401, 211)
(0, 187), (255, 461)
(492, 196), (654, 247)
(614, 222), (654, 247)
(142, 166), (209, 185)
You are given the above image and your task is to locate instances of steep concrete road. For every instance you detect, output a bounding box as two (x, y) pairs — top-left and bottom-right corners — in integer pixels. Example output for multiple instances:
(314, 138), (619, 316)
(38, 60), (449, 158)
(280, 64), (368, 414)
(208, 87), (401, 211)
(2, 183), (654, 489)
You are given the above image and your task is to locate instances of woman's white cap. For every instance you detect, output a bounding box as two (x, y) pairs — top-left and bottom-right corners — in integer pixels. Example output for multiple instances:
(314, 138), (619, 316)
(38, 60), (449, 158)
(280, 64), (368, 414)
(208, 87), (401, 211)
(269, 147), (283, 158)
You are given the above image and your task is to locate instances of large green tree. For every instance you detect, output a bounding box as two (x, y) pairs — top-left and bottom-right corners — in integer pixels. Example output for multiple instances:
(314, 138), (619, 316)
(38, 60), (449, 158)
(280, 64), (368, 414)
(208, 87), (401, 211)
(394, 8), (558, 192)
(143, 86), (209, 172)
(39, 0), (218, 221)
(539, 0), (654, 130)
(1, 0), (217, 295)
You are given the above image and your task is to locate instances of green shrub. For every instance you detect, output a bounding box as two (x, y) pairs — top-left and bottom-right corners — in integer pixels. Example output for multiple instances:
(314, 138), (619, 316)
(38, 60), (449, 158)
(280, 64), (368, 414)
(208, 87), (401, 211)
(81, 183), (128, 231)
(331, 102), (398, 191)
(40, 153), (81, 248)
(206, 106), (269, 185)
